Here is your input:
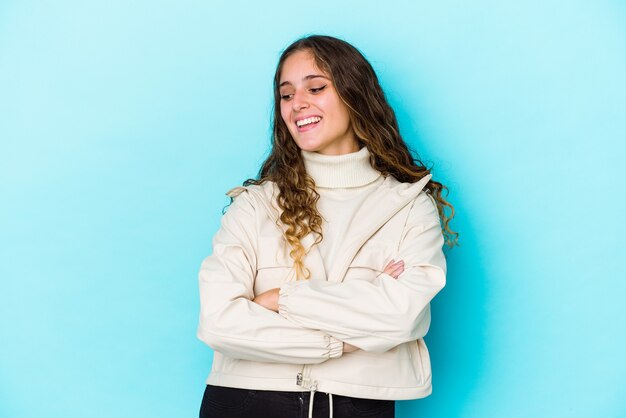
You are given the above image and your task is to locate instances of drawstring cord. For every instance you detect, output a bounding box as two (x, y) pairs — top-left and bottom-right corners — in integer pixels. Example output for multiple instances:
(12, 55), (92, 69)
(308, 390), (315, 418)
(307, 381), (333, 418)
(329, 393), (333, 417)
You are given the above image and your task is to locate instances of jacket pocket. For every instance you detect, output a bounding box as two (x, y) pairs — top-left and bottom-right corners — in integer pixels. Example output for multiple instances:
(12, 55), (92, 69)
(255, 237), (294, 292)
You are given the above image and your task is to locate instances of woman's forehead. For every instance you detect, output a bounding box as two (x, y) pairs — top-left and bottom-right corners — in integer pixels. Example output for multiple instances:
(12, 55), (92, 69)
(279, 51), (329, 84)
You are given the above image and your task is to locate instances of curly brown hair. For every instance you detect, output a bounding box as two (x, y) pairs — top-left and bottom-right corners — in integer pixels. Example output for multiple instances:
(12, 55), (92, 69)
(242, 35), (458, 280)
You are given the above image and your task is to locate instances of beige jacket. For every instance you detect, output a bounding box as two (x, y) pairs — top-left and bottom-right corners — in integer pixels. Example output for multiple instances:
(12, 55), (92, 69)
(197, 174), (446, 400)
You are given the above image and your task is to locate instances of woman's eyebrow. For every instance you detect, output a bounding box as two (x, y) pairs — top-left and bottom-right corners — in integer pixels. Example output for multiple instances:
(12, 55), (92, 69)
(279, 74), (329, 87)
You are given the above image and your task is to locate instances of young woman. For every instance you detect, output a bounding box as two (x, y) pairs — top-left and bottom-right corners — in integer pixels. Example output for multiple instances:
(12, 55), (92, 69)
(197, 35), (457, 418)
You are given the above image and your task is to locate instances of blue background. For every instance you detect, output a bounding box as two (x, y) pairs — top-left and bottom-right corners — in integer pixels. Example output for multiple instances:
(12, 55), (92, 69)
(1, 1), (625, 417)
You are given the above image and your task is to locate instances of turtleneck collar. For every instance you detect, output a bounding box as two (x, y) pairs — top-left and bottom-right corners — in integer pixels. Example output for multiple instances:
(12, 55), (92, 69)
(301, 146), (382, 189)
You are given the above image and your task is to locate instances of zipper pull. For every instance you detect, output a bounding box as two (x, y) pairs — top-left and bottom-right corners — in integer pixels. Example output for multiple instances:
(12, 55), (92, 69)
(296, 372), (303, 386)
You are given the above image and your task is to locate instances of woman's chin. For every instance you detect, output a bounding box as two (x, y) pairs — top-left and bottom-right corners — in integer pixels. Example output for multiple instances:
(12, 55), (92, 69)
(293, 138), (322, 153)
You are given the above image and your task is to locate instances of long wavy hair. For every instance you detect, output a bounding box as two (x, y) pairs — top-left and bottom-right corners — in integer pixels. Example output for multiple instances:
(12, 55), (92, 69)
(242, 35), (458, 280)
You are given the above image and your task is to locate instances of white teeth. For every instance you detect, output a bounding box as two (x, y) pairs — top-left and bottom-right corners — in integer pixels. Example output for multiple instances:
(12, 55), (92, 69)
(296, 116), (321, 127)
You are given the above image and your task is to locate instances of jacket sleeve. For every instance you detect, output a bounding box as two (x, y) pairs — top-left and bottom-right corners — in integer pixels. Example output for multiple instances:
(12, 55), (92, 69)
(277, 192), (446, 353)
(197, 190), (343, 364)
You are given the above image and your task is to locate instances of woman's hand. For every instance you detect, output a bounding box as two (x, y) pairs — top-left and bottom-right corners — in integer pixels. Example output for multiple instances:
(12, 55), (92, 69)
(252, 288), (280, 312)
(383, 259), (405, 279)
(343, 342), (359, 353)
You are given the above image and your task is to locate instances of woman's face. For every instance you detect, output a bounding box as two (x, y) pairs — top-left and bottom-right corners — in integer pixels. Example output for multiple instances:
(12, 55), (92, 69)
(278, 50), (358, 155)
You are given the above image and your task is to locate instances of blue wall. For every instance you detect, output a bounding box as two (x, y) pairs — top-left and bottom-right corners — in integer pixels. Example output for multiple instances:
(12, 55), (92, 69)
(1, 1), (625, 417)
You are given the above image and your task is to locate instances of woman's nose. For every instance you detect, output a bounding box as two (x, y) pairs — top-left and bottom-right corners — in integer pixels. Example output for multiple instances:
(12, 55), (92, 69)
(291, 91), (309, 111)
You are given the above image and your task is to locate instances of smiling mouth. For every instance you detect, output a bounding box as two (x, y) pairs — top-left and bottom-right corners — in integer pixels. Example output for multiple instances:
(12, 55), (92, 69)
(296, 116), (322, 128)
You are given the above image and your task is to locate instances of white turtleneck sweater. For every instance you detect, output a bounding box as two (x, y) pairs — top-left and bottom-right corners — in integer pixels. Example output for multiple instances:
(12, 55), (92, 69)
(301, 146), (384, 275)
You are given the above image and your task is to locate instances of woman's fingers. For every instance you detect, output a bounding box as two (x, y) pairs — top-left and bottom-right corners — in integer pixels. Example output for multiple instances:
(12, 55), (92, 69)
(388, 266), (404, 279)
(343, 342), (359, 353)
(383, 259), (404, 279)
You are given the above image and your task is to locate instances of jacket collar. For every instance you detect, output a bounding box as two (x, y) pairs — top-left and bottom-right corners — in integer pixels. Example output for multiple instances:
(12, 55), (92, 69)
(240, 174), (432, 282)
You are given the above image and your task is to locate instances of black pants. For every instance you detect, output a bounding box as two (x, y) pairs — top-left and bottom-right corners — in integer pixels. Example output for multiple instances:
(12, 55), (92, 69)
(200, 384), (395, 418)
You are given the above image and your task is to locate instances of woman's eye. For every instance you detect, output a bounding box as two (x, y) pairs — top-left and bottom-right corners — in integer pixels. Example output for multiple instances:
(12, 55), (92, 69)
(279, 85), (325, 100)
(310, 85), (327, 93)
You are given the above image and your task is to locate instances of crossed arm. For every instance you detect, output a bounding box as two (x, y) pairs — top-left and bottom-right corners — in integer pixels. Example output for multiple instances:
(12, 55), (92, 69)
(252, 259), (407, 353)
(197, 190), (445, 362)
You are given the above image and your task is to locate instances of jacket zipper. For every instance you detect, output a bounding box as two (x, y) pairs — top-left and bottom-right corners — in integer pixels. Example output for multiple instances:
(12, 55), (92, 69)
(296, 364), (313, 389)
(246, 189), (313, 392)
